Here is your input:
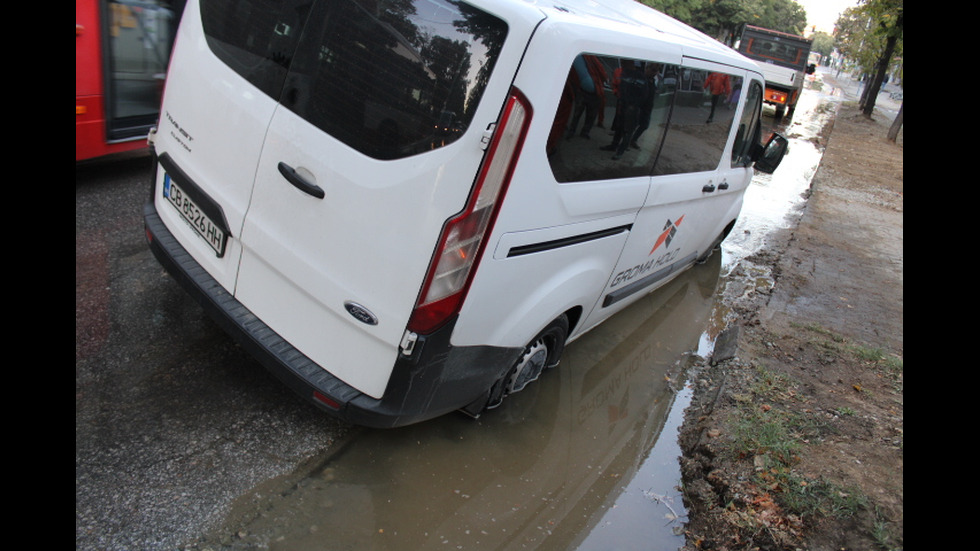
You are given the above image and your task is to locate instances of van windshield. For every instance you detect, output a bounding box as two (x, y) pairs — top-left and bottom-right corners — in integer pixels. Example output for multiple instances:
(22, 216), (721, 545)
(200, 0), (508, 160)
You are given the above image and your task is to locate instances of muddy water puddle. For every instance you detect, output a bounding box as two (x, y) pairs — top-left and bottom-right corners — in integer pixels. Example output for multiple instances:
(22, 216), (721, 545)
(216, 74), (841, 551)
(221, 253), (722, 551)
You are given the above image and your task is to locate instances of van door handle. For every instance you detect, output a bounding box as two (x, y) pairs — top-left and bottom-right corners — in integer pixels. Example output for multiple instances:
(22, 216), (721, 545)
(702, 184), (716, 193)
(277, 162), (325, 199)
(718, 181), (729, 190)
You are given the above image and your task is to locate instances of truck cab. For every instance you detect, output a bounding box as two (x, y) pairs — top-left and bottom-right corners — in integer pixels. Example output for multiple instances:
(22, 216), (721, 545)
(736, 24), (815, 118)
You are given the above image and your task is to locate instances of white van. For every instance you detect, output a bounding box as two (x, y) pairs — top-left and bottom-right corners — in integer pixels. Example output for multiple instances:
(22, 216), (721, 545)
(144, 0), (788, 428)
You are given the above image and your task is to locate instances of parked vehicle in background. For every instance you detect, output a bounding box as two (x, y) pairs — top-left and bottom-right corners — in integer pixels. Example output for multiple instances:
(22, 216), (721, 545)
(144, 0), (789, 428)
(736, 24), (815, 118)
(76, 0), (177, 161)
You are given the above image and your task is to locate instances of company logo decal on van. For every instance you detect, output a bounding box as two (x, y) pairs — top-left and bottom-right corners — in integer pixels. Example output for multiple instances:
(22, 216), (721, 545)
(344, 301), (379, 326)
(608, 216), (687, 290)
(650, 215), (684, 254)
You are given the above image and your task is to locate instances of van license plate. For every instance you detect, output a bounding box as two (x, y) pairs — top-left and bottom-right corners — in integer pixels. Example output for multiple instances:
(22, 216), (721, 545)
(163, 173), (227, 257)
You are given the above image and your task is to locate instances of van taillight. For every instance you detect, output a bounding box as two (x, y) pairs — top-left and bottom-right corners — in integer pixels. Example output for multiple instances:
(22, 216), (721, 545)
(407, 90), (532, 334)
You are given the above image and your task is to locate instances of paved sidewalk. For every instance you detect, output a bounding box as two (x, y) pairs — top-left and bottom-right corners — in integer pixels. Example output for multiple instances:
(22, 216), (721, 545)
(817, 66), (903, 125)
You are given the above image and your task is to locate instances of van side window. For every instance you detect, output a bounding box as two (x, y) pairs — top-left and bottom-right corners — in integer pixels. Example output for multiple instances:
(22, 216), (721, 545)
(547, 55), (678, 183)
(731, 81), (763, 167)
(652, 69), (743, 175)
(200, 0), (508, 161)
(547, 58), (744, 182)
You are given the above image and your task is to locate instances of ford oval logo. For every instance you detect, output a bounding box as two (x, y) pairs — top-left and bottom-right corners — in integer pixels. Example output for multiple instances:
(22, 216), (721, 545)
(344, 301), (378, 325)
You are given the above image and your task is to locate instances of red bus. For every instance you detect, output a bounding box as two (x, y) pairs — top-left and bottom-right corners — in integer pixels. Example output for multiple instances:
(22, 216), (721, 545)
(76, 0), (178, 161)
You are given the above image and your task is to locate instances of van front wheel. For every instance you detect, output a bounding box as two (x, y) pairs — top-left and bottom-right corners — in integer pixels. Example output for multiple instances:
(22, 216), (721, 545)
(487, 315), (569, 409)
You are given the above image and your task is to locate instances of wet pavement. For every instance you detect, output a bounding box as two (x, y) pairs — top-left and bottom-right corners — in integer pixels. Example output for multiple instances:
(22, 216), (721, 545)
(76, 67), (898, 551)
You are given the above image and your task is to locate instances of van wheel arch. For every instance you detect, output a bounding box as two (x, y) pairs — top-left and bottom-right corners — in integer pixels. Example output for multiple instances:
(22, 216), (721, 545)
(563, 306), (583, 338)
(697, 219), (737, 264)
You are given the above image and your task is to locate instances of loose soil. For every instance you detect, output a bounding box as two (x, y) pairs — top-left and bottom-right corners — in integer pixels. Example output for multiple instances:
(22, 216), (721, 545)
(677, 104), (903, 550)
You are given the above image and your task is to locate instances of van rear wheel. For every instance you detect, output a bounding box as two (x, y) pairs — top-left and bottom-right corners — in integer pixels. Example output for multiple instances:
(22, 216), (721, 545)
(487, 314), (569, 409)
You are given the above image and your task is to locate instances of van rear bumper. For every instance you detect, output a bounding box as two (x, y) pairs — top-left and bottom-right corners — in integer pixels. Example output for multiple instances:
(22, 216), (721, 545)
(143, 200), (520, 428)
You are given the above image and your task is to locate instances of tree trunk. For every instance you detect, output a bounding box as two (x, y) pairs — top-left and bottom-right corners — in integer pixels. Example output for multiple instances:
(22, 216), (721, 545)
(887, 101), (903, 142)
(860, 34), (896, 117)
(861, 11), (903, 118)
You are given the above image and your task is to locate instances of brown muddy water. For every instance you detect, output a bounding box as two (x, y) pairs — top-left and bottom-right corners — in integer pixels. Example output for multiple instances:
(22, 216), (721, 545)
(221, 253), (720, 551)
(215, 76), (838, 551)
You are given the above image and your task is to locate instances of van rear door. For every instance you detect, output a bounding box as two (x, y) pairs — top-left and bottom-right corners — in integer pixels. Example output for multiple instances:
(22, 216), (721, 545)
(233, 0), (541, 398)
(150, 0), (307, 292)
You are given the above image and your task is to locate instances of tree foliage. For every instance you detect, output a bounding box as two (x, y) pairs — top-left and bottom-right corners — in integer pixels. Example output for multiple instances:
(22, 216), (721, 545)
(833, 0), (903, 119)
(833, 0), (904, 82)
(641, 0), (808, 44)
(809, 32), (835, 60)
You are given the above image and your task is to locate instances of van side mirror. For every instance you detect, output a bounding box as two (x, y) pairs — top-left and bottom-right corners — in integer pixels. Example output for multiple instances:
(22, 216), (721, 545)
(753, 133), (788, 174)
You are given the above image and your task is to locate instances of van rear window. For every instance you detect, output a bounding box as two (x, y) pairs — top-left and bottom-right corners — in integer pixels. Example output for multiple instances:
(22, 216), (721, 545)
(200, 0), (310, 100)
(201, 0), (508, 160)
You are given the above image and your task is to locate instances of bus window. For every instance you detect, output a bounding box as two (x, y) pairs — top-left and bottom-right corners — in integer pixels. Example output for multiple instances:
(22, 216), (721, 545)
(105, 0), (175, 140)
(76, 0), (177, 161)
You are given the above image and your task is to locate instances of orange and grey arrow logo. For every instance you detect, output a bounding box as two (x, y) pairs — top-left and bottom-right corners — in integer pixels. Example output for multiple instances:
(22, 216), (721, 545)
(651, 215), (684, 254)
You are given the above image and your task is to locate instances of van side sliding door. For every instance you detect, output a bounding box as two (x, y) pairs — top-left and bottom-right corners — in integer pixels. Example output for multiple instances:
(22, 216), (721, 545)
(580, 57), (750, 329)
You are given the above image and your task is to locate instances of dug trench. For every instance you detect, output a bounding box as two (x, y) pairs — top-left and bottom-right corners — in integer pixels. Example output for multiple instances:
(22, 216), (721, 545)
(677, 104), (903, 551)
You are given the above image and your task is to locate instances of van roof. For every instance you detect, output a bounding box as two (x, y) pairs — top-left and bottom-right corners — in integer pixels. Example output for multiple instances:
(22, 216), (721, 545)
(528, 0), (759, 72)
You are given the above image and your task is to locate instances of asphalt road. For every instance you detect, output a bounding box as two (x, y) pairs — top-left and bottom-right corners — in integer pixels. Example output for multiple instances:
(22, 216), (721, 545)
(76, 152), (354, 551)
